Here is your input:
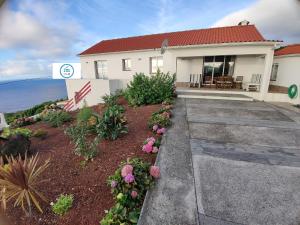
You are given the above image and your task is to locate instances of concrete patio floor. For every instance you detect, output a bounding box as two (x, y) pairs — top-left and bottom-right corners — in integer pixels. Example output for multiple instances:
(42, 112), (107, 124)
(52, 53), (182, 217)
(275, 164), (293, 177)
(139, 98), (300, 225)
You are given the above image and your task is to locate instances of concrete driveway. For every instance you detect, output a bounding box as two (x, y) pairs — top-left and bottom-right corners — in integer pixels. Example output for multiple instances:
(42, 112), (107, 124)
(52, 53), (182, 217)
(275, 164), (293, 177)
(139, 98), (300, 225)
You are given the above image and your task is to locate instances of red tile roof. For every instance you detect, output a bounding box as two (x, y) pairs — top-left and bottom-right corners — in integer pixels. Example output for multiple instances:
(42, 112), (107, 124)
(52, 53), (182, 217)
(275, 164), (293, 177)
(80, 25), (274, 55)
(275, 44), (300, 56)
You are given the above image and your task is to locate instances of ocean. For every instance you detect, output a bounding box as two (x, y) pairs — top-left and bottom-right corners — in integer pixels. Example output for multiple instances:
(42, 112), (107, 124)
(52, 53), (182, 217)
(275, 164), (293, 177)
(0, 79), (67, 113)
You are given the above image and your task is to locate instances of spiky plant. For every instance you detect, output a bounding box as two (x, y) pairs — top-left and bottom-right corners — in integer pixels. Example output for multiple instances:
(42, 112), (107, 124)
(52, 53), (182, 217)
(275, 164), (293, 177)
(0, 154), (50, 216)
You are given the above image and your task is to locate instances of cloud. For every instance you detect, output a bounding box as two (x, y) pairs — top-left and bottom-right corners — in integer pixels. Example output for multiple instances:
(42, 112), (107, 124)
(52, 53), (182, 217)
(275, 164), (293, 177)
(213, 0), (300, 43)
(0, 0), (81, 59)
(0, 0), (82, 78)
(0, 59), (51, 77)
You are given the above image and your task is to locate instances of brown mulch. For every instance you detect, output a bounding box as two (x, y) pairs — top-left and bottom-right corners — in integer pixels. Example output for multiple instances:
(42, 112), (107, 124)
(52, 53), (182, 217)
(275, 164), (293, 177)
(4, 98), (160, 225)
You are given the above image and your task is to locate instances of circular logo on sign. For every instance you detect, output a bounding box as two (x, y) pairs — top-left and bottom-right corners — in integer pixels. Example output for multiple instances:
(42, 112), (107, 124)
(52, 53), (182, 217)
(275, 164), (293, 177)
(60, 64), (74, 78)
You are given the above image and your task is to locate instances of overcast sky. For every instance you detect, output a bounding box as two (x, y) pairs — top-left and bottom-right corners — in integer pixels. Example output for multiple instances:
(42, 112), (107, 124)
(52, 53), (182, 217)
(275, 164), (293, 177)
(0, 0), (299, 81)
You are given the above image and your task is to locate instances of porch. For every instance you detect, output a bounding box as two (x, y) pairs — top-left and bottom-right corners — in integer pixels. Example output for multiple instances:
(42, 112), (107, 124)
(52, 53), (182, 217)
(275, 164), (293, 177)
(176, 54), (266, 91)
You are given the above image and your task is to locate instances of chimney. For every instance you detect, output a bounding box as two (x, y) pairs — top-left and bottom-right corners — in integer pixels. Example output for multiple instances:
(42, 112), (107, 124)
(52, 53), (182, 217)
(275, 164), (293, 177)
(238, 20), (250, 26)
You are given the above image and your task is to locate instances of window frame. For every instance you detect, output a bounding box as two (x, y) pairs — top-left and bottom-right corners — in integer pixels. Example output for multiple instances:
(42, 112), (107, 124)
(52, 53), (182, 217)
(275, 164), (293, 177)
(94, 60), (108, 79)
(150, 56), (163, 74)
(270, 63), (279, 81)
(122, 58), (132, 71)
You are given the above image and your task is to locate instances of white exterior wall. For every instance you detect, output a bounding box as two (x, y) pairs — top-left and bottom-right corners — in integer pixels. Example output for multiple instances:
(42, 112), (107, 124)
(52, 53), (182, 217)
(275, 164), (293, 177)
(234, 55), (265, 82)
(176, 57), (203, 83)
(65, 42), (278, 108)
(271, 55), (300, 88)
(80, 50), (162, 80)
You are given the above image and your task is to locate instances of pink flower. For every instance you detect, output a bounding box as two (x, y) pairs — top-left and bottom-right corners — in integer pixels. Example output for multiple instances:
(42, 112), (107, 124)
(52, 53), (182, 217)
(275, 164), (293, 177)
(152, 146), (159, 153)
(124, 173), (135, 184)
(148, 140), (155, 146)
(142, 144), (153, 153)
(162, 111), (170, 118)
(121, 165), (133, 178)
(131, 190), (138, 199)
(153, 125), (159, 131)
(146, 137), (155, 143)
(111, 180), (117, 188)
(150, 166), (160, 178)
(157, 128), (166, 135)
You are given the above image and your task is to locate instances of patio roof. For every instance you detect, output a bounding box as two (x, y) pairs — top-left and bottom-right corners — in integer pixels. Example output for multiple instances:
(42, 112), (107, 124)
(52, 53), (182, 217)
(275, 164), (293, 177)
(80, 25), (277, 56)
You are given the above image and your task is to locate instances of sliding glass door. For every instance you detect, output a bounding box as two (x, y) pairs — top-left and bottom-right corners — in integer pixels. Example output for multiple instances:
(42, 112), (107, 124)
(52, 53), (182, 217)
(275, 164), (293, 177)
(203, 56), (235, 85)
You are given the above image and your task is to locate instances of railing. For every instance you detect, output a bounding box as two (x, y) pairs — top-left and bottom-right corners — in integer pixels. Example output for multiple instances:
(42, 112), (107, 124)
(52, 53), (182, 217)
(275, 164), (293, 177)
(64, 81), (92, 111)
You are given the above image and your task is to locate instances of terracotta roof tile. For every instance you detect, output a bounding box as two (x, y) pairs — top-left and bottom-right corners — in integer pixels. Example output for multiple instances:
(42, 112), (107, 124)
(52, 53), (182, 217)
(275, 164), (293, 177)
(275, 44), (300, 56)
(80, 25), (271, 55)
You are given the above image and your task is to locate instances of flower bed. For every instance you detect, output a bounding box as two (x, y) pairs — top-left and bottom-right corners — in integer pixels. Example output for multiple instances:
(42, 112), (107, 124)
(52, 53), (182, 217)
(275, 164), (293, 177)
(3, 98), (161, 225)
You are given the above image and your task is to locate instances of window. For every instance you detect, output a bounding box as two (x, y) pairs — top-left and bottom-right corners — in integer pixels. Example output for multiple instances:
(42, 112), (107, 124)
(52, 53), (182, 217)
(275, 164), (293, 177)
(270, 63), (279, 81)
(95, 60), (107, 79)
(122, 59), (132, 71)
(203, 55), (235, 83)
(150, 56), (163, 74)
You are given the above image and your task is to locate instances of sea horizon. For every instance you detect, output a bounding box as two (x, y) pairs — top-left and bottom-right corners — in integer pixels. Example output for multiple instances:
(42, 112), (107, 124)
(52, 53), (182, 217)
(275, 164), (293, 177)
(0, 78), (67, 113)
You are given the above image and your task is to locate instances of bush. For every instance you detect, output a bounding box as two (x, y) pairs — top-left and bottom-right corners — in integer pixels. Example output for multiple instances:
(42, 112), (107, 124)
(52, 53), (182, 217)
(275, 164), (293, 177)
(0, 135), (31, 159)
(32, 129), (48, 140)
(141, 137), (161, 154)
(0, 127), (32, 139)
(9, 117), (36, 128)
(65, 123), (99, 160)
(96, 105), (128, 140)
(51, 194), (74, 216)
(0, 154), (50, 216)
(43, 111), (72, 127)
(102, 94), (118, 107)
(148, 112), (171, 128)
(4, 100), (62, 124)
(124, 72), (176, 106)
(101, 158), (159, 225)
(77, 105), (93, 123)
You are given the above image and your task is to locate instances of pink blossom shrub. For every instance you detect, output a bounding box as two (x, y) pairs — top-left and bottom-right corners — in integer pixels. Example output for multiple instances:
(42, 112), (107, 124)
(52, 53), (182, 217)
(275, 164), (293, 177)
(124, 173), (135, 183)
(142, 137), (161, 154)
(150, 166), (160, 178)
(131, 190), (138, 199)
(121, 164), (133, 177)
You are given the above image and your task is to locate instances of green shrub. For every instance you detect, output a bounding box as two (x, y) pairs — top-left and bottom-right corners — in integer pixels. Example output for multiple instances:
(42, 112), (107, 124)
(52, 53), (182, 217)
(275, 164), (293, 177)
(51, 194), (74, 216)
(77, 105), (93, 123)
(96, 105), (128, 140)
(148, 112), (171, 128)
(0, 127), (32, 139)
(43, 111), (72, 127)
(101, 203), (140, 225)
(124, 72), (176, 106)
(65, 123), (99, 160)
(101, 158), (158, 225)
(102, 94), (118, 107)
(32, 129), (48, 140)
(4, 100), (61, 124)
(0, 135), (31, 159)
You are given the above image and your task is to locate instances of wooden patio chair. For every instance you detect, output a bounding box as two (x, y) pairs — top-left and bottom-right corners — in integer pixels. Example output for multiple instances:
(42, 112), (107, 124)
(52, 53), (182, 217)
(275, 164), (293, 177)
(216, 77), (225, 89)
(234, 76), (243, 89)
(203, 76), (212, 87)
(224, 76), (234, 89)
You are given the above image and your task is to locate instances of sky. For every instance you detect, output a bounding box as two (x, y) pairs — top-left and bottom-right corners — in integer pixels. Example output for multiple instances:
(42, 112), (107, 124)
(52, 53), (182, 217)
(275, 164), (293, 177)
(0, 0), (299, 81)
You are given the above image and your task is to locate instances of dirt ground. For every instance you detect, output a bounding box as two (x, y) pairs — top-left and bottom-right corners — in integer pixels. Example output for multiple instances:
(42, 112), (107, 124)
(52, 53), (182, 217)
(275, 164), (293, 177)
(4, 98), (160, 225)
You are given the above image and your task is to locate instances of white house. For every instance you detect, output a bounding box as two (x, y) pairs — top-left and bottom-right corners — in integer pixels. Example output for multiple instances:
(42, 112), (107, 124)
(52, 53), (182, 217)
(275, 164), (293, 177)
(269, 44), (300, 92)
(65, 24), (299, 110)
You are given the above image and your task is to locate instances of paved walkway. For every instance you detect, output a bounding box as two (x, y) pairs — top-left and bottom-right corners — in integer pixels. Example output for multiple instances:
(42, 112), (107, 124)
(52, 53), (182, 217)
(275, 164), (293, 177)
(139, 99), (300, 225)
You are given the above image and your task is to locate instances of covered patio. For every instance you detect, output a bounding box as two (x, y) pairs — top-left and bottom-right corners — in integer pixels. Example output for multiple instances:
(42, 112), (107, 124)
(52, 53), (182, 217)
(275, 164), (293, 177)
(176, 54), (267, 94)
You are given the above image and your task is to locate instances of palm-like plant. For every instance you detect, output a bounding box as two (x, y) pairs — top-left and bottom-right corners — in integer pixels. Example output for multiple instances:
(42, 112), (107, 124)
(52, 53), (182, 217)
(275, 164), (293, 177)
(0, 154), (50, 216)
